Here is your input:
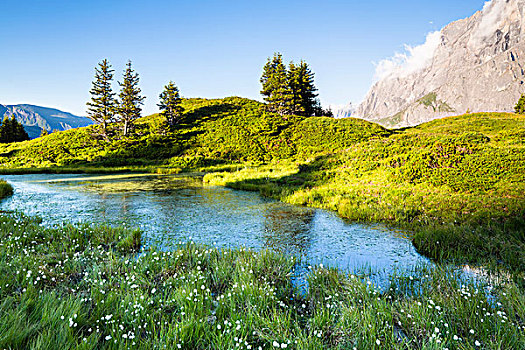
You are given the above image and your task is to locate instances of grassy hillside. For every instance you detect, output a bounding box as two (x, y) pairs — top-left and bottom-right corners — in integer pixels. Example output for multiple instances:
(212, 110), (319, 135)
(0, 97), (388, 170)
(0, 102), (523, 270)
(204, 112), (525, 270)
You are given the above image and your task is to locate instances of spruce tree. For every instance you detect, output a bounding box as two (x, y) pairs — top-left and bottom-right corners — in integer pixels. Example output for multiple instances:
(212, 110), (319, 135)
(515, 94), (525, 114)
(289, 61), (319, 117)
(117, 61), (145, 136)
(260, 53), (294, 116)
(0, 117), (10, 143)
(86, 59), (117, 136)
(5, 117), (14, 139)
(13, 117), (28, 141)
(0, 116), (29, 143)
(1, 117), (15, 142)
(158, 81), (184, 128)
(287, 61), (303, 115)
(40, 128), (49, 137)
(260, 54), (278, 102)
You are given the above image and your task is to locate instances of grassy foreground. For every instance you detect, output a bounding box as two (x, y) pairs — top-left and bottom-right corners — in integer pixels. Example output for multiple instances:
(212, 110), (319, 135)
(0, 213), (524, 349)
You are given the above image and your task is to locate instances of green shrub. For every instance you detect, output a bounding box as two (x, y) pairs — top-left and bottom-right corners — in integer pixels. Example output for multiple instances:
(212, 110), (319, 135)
(0, 180), (13, 199)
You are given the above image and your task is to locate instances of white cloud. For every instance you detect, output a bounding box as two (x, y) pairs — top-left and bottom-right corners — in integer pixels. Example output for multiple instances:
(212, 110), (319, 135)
(470, 0), (512, 48)
(327, 102), (355, 118)
(374, 31), (442, 81)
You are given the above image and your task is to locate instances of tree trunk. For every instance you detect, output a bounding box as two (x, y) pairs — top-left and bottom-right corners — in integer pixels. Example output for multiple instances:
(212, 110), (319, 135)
(102, 120), (108, 140)
(123, 120), (128, 136)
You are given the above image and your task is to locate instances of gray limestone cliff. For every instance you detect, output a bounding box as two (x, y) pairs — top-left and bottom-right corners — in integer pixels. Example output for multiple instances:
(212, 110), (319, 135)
(356, 0), (525, 128)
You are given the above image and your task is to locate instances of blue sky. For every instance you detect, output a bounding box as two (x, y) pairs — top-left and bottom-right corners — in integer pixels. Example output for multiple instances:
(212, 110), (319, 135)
(1, 0), (486, 115)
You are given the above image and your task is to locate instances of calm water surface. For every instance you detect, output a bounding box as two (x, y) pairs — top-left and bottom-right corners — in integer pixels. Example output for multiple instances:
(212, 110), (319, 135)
(1, 174), (429, 285)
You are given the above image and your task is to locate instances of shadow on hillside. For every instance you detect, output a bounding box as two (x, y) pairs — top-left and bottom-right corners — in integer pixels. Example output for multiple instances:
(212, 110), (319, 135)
(180, 103), (241, 127)
(161, 103), (243, 142)
(222, 154), (334, 195)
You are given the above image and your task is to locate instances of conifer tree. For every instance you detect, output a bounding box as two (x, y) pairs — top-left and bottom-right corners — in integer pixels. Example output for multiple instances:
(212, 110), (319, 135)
(158, 81), (184, 127)
(117, 61), (145, 136)
(13, 117), (29, 141)
(287, 61), (303, 115)
(86, 59), (117, 136)
(0, 117), (15, 143)
(0, 116), (29, 143)
(515, 93), (525, 114)
(288, 60), (319, 117)
(0, 117), (10, 143)
(40, 128), (49, 137)
(260, 54), (278, 102)
(260, 53), (294, 116)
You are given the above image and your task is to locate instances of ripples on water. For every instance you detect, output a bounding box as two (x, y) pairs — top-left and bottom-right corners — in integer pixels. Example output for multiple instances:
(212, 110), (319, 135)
(1, 174), (430, 287)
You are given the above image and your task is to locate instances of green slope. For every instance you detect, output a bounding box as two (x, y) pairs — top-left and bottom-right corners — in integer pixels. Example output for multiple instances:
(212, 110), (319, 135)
(204, 112), (525, 270)
(0, 100), (524, 269)
(0, 97), (389, 169)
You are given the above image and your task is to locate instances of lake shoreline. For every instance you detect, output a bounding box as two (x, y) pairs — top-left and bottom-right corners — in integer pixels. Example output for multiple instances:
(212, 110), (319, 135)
(0, 172), (428, 284)
(1, 164), (523, 275)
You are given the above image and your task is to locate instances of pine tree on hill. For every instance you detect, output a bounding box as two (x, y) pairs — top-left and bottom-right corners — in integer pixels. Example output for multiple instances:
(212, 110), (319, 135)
(287, 61), (303, 115)
(117, 61), (145, 136)
(13, 117), (29, 141)
(260, 53), (294, 116)
(158, 81), (184, 128)
(260, 54), (279, 102)
(40, 128), (49, 137)
(0, 117), (11, 143)
(87, 59), (117, 136)
(0, 116), (30, 143)
(271, 62), (294, 116)
(288, 60), (319, 117)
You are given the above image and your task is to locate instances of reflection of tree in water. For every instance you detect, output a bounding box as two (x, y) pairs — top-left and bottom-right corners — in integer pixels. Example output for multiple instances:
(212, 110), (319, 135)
(263, 204), (315, 257)
(120, 194), (131, 216)
(97, 192), (109, 221)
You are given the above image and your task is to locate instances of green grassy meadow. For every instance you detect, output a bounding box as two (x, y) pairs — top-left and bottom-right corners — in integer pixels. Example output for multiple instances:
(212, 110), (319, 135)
(0, 98), (524, 269)
(202, 112), (525, 271)
(0, 98), (524, 348)
(0, 211), (523, 349)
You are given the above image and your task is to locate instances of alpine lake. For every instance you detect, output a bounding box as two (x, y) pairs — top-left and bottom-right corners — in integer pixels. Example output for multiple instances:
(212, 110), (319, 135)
(1, 173), (430, 289)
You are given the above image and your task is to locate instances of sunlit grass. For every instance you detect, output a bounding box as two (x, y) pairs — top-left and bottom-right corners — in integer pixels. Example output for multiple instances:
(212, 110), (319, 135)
(198, 113), (525, 271)
(0, 103), (524, 295)
(0, 213), (524, 349)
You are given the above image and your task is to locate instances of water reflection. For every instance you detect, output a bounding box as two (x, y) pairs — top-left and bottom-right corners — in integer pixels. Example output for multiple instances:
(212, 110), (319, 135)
(263, 205), (315, 257)
(0, 173), (430, 286)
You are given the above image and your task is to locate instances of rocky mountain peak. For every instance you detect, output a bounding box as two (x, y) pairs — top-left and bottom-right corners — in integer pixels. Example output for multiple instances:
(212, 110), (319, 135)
(356, 0), (525, 128)
(0, 104), (92, 139)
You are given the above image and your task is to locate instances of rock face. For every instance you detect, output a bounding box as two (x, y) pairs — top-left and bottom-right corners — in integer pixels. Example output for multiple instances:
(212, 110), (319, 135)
(0, 104), (92, 139)
(356, 0), (525, 128)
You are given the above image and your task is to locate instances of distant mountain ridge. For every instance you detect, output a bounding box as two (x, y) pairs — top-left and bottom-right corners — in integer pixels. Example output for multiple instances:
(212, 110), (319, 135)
(0, 104), (92, 139)
(356, 0), (525, 128)
(328, 102), (355, 119)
